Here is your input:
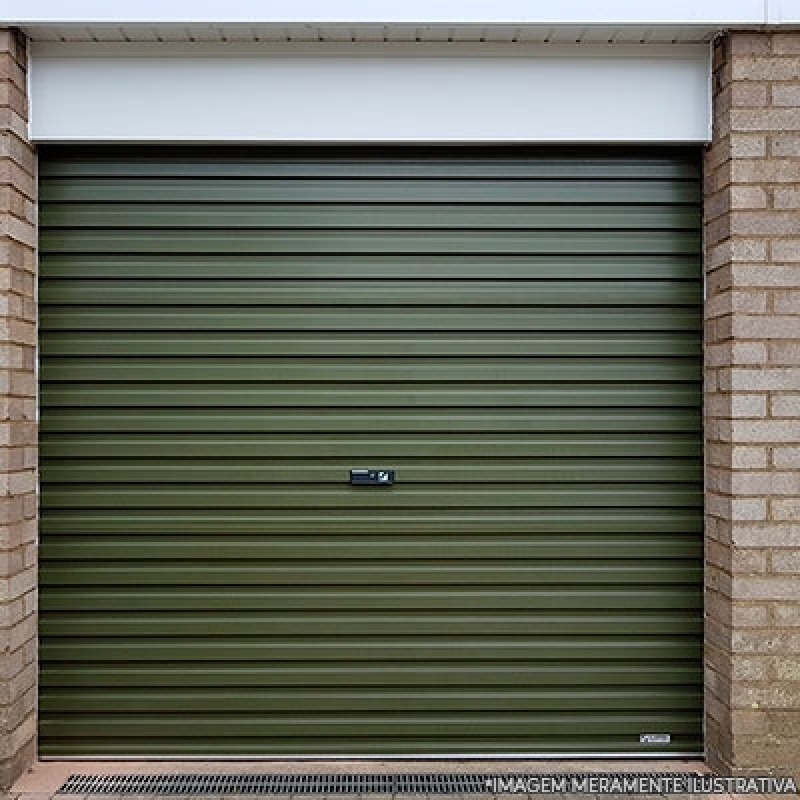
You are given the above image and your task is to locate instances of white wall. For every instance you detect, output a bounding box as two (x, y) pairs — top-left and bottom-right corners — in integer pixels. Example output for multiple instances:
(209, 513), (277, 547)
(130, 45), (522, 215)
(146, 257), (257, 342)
(29, 43), (711, 143)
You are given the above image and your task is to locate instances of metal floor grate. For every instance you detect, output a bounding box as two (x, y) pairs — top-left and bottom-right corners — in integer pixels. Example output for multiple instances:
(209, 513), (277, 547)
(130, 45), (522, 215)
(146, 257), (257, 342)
(57, 772), (698, 795)
(58, 773), (487, 795)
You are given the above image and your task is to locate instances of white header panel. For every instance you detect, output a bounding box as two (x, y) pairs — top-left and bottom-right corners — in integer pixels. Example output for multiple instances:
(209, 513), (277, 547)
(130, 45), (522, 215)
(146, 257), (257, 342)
(3, 0), (768, 25)
(29, 44), (711, 143)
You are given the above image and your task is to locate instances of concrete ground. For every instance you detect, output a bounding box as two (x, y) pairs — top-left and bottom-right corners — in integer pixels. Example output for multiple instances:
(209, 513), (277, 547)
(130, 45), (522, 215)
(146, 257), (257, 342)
(4, 758), (778, 800)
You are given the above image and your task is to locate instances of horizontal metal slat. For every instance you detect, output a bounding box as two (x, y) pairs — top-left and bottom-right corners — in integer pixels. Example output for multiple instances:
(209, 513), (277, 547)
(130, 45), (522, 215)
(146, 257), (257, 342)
(40, 638), (704, 662)
(39, 385), (702, 408)
(40, 611), (703, 638)
(40, 409), (702, 434)
(37, 737), (702, 756)
(38, 153), (702, 179)
(37, 712), (702, 741)
(40, 486), (704, 510)
(38, 738), (702, 756)
(40, 332), (703, 359)
(40, 203), (702, 229)
(39, 280), (702, 307)
(39, 534), (703, 561)
(41, 461), (704, 484)
(40, 686), (703, 714)
(39, 254), (702, 281)
(40, 435), (703, 459)
(40, 509), (704, 535)
(39, 177), (702, 204)
(39, 661), (704, 688)
(41, 229), (702, 255)
(39, 562), (704, 586)
(40, 307), (702, 332)
(40, 358), (701, 383)
(40, 587), (703, 612)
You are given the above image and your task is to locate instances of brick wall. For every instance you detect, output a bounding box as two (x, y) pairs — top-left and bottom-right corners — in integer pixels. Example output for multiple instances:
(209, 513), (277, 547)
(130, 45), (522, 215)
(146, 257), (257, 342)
(705, 30), (800, 775)
(0, 27), (37, 789)
(0, 21), (797, 782)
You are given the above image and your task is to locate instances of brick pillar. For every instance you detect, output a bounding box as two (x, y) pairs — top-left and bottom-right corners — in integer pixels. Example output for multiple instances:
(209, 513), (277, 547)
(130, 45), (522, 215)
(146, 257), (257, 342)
(705, 30), (800, 775)
(0, 28), (37, 789)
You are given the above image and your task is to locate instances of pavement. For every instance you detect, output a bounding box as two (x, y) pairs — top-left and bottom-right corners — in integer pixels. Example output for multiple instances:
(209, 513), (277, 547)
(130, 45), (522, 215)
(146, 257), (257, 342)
(4, 758), (786, 800)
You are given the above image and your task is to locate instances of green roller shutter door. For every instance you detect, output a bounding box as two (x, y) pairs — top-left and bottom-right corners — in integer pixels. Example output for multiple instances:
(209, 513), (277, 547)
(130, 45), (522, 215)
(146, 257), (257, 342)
(38, 147), (703, 757)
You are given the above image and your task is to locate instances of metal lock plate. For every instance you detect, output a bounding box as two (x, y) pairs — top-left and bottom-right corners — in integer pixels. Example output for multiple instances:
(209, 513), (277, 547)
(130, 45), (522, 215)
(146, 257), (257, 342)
(350, 469), (395, 486)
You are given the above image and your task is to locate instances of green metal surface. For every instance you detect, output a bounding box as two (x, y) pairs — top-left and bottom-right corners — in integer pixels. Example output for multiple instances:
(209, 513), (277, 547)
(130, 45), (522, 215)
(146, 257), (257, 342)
(38, 146), (703, 757)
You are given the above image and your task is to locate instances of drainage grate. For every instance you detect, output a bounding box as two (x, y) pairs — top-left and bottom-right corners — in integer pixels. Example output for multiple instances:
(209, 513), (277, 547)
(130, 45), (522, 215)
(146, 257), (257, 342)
(57, 773), (491, 795)
(57, 772), (699, 795)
